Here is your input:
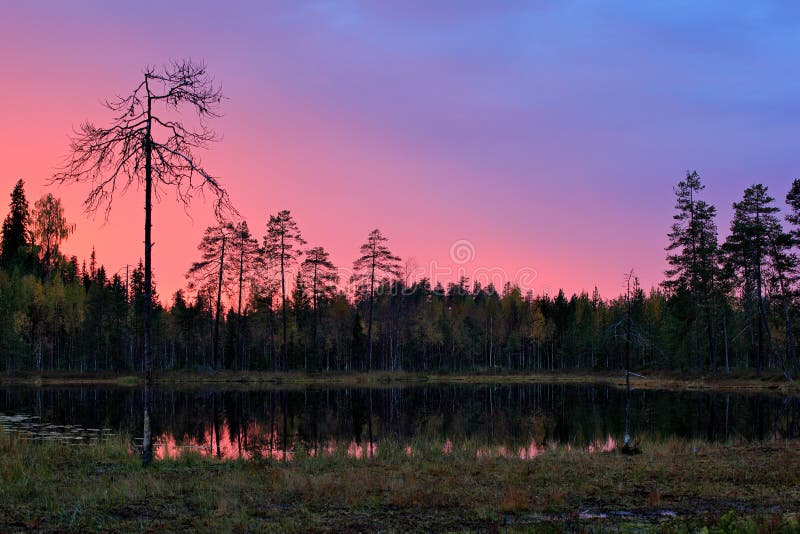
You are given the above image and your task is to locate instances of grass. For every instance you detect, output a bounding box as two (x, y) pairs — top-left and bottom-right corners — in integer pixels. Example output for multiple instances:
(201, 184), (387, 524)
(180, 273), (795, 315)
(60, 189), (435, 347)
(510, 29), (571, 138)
(2, 429), (799, 531)
(2, 368), (799, 394)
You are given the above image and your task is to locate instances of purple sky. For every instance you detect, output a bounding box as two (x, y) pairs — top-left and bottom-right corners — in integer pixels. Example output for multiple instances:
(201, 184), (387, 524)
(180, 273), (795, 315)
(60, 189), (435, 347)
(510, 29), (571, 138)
(1, 1), (799, 299)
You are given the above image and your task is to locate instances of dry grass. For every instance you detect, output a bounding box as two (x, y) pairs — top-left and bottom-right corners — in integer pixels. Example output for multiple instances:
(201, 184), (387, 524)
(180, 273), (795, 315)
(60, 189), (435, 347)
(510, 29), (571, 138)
(1, 429), (800, 531)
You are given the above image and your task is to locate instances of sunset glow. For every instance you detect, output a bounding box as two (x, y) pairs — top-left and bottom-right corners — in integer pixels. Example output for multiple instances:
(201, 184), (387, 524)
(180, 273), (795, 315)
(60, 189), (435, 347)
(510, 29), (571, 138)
(4, 4), (800, 529)
(152, 420), (612, 462)
(3, 2), (798, 300)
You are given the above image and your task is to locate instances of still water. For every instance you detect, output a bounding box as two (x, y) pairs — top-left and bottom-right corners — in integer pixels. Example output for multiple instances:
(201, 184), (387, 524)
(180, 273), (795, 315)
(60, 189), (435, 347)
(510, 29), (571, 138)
(1, 384), (798, 460)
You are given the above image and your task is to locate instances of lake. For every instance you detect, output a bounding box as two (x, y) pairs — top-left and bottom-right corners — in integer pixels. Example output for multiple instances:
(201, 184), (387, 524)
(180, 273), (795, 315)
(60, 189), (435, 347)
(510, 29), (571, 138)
(1, 383), (797, 460)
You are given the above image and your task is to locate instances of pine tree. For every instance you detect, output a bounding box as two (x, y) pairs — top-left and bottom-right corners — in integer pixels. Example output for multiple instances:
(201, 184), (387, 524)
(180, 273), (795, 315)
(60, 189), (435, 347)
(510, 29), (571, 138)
(785, 179), (800, 242)
(291, 271), (311, 369)
(229, 221), (261, 316)
(187, 223), (234, 369)
(351, 229), (400, 371)
(263, 210), (305, 370)
(228, 221), (261, 369)
(663, 171), (719, 372)
(1, 179), (31, 268)
(766, 228), (798, 377)
(722, 184), (781, 375)
(782, 179), (800, 374)
(301, 246), (338, 369)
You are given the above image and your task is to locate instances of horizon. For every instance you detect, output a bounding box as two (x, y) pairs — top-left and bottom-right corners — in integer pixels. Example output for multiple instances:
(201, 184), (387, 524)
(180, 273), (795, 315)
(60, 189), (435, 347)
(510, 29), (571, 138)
(2, 1), (799, 302)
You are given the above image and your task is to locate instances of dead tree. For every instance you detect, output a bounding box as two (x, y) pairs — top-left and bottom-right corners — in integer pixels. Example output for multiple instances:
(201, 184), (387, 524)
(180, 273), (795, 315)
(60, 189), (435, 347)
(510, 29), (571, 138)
(52, 60), (235, 466)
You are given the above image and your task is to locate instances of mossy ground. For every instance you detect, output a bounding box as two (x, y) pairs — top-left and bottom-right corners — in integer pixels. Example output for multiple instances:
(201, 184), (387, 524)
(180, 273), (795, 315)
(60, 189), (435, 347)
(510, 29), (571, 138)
(1, 429), (799, 532)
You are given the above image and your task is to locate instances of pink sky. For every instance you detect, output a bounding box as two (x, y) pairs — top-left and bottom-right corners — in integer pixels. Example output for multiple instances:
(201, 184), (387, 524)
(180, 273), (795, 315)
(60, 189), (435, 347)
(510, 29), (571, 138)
(2, 2), (798, 303)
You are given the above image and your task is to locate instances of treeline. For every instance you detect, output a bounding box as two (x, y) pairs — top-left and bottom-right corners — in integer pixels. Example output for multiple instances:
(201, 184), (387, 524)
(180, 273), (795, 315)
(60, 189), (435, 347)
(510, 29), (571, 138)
(2, 173), (800, 376)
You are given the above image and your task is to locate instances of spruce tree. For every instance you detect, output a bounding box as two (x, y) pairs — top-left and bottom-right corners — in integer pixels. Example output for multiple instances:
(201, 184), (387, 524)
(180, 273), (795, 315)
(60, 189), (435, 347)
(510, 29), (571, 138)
(1, 179), (31, 268)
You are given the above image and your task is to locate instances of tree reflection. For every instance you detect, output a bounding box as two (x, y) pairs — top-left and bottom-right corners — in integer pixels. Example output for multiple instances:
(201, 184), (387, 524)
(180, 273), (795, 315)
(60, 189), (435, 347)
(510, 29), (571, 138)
(1, 385), (798, 461)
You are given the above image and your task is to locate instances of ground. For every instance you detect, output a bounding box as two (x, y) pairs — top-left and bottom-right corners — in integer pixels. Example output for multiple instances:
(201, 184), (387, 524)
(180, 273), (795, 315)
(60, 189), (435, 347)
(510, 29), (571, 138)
(1, 430), (799, 532)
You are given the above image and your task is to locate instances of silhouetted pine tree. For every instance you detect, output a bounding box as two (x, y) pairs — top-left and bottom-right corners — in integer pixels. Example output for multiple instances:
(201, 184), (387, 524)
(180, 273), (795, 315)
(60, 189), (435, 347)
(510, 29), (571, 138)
(1, 179), (31, 269)
(663, 171), (719, 372)
(351, 229), (400, 371)
(263, 210), (305, 371)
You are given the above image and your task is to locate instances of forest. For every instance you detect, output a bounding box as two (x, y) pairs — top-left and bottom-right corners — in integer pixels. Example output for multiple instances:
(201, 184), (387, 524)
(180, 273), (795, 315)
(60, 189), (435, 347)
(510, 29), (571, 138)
(2, 172), (800, 378)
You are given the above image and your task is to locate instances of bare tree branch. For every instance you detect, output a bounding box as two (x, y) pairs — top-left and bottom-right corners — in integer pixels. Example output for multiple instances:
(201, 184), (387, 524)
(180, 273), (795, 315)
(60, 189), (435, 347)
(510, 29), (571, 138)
(51, 59), (236, 223)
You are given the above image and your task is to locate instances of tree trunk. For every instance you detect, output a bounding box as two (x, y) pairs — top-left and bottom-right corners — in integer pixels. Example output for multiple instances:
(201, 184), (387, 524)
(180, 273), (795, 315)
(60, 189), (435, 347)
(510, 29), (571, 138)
(723, 307), (730, 373)
(212, 234), (226, 369)
(755, 209), (765, 375)
(707, 303), (717, 376)
(784, 297), (798, 378)
(312, 263), (319, 371)
(770, 242), (798, 379)
(237, 247), (245, 370)
(366, 255), (375, 371)
(142, 88), (154, 467)
(756, 274), (766, 375)
(237, 248), (244, 316)
(280, 234), (287, 371)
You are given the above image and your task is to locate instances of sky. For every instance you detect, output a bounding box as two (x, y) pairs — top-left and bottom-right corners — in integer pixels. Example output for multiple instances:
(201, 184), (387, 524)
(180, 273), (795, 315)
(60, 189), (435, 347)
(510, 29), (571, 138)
(1, 1), (799, 302)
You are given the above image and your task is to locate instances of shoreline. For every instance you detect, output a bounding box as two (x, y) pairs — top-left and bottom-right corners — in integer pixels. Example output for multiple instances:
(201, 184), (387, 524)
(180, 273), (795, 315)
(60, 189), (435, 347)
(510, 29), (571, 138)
(0, 369), (797, 394)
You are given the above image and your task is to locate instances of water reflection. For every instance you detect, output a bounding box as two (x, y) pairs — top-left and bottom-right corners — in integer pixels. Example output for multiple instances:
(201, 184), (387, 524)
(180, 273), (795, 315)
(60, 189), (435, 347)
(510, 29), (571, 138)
(0, 413), (114, 443)
(154, 420), (609, 461)
(1, 385), (799, 461)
